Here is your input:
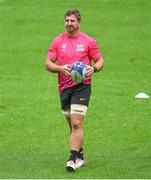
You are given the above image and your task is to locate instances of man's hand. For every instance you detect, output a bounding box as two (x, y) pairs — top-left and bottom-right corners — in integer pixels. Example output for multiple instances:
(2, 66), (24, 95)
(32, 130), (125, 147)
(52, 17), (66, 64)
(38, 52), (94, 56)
(85, 65), (94, 77)
(45, 57), (71, 76)
(85, 57), (104, 77)
(60, 64), (71, 76)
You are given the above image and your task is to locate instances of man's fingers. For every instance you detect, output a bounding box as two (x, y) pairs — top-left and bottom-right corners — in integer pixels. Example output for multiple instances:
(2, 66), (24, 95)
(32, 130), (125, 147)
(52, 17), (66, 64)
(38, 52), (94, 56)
(86, 66), (94, 77)
(61, 64), (71, 76)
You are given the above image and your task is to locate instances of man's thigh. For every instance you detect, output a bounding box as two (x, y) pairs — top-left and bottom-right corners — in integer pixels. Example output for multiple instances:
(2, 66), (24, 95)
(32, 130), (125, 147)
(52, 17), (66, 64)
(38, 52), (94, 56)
(60, 84), (91, 117)
(60, 87), (72, 110)
(71, 84), (91, 107)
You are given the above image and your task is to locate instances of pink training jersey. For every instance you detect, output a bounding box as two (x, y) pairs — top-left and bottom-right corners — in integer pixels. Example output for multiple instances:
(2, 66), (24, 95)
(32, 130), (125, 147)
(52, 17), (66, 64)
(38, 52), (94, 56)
(47, 32), (102, 94)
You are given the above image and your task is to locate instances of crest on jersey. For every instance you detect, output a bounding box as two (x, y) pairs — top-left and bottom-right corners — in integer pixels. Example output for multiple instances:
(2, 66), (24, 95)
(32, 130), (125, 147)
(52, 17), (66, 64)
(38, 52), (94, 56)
(62, 44), (67, 49)
(76, 44), (84, 51)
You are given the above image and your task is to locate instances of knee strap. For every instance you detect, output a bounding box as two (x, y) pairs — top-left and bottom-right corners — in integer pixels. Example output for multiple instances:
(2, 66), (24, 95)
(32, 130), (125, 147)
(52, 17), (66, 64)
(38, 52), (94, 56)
(62, 109), (70, 118)
(70, 104), (88, 116)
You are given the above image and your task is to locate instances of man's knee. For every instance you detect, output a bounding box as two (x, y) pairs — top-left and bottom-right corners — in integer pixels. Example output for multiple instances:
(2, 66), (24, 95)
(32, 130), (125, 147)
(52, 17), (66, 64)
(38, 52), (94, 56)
(72, 121), (82, 130)
(71, 115), (84, 130)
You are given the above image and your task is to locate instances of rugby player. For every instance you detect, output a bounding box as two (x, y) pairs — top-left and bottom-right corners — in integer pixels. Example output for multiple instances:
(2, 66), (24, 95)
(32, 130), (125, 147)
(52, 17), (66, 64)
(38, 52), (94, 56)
(45, 9), (104, 172)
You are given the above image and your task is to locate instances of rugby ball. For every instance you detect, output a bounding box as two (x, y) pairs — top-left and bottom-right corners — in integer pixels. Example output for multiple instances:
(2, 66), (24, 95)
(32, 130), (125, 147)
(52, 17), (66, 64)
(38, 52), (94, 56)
(70, 61), (86, 83)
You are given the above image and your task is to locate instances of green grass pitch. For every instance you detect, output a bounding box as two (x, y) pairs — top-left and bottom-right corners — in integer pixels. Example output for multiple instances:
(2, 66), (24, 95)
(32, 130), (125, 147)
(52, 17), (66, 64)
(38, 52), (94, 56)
(0, 0), (151, 178)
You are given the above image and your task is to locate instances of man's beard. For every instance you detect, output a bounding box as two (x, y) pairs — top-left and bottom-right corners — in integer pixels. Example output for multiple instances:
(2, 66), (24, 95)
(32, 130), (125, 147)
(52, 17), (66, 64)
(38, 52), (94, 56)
(66, 25), (74, 32)
(66, 25), (79, 32)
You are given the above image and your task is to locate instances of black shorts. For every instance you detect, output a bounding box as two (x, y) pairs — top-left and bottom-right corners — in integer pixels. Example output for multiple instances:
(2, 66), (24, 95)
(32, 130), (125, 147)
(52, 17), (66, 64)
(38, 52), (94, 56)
(60, 83), (91, 110)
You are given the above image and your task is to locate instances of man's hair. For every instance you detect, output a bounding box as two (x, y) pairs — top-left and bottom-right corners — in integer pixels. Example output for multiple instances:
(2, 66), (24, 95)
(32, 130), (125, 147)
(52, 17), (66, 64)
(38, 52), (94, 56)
(65, 9), (81, 22)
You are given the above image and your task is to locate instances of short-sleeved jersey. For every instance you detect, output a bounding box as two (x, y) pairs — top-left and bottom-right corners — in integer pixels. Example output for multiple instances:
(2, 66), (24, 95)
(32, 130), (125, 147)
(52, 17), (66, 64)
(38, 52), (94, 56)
(47, 32), (102, 94)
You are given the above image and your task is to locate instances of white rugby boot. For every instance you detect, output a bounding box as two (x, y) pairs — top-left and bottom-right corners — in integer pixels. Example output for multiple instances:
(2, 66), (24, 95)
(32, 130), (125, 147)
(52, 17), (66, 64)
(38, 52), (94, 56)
(75, 158), (85, 169)
(66, 160), (76, 172)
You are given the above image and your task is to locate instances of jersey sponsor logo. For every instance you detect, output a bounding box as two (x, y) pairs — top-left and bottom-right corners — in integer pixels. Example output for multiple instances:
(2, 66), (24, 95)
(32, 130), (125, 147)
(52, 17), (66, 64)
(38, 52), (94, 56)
(76, 44), (84, 51)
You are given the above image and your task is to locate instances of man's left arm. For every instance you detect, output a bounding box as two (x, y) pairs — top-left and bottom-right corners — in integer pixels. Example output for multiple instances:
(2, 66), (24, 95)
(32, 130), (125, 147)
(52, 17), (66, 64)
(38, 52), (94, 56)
(93, 57), (104, 72)
(86, 57), (104, 76)
(86, 39), (104, 76)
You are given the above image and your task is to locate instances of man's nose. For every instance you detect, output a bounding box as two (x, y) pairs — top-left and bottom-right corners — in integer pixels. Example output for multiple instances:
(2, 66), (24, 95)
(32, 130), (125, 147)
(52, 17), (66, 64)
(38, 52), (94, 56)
(68, 21), (72, 25)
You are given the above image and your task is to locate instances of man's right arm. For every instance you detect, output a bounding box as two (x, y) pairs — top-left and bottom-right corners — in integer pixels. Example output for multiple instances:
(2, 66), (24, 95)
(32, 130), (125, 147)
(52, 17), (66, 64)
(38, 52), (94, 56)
(45, 57), (70, 76)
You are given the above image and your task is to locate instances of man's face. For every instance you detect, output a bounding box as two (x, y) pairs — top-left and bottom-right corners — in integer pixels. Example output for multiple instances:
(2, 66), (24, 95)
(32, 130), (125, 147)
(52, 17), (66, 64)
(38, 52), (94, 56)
(65, 15), (80, 32)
